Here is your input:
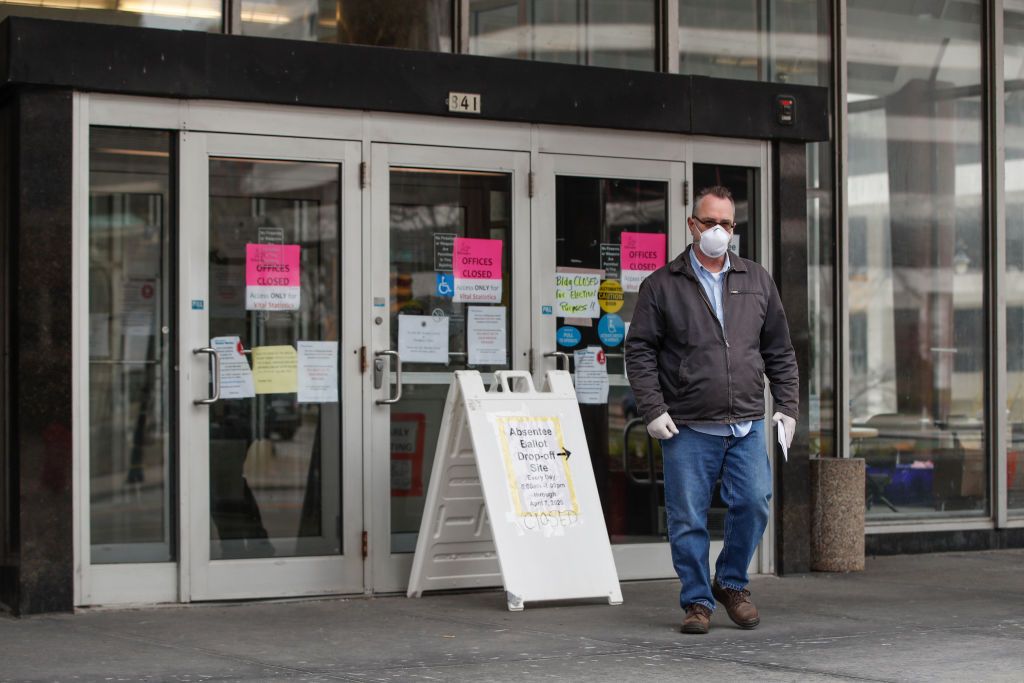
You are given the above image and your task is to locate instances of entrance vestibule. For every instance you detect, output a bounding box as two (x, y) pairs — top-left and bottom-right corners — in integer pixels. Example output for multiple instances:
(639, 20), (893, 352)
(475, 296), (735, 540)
(75, 97), (774, 606)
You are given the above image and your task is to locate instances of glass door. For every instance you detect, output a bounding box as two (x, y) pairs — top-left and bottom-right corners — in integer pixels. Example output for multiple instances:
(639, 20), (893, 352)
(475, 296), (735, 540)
(688, 139), (773, 574)
(533, 153), (686, 580)
(182, 133), (364, 600)
(368, 144), (531, 592)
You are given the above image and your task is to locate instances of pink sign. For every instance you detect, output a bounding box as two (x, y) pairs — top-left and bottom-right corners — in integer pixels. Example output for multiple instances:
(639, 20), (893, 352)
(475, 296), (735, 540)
(453, 237), (502, 280)
(245, 244), (301, 310)
(246, 244), (300, 286)
(620, 232), (666, 292)
(453, 237), (503, 303)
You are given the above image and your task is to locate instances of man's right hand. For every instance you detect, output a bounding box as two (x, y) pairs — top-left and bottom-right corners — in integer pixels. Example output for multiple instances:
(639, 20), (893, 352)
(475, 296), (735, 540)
(646, 412), (679, 440)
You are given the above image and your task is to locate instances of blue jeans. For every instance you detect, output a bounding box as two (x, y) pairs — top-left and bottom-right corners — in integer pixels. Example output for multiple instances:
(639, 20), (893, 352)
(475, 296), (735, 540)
(661, 421), (771, 611)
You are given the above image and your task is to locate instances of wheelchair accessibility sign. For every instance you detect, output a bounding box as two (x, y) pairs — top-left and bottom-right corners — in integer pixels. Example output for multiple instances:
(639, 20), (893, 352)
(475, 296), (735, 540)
(436, 272), (455, 298)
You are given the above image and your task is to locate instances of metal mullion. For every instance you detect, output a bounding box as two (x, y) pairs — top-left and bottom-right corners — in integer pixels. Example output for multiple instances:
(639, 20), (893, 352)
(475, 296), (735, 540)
(986, 0), (1008, 527)
(834, 0), (849, 459)
(223, 0), (241, 35)
(663, 0), (679, 74)
(455, 0), (470, 54)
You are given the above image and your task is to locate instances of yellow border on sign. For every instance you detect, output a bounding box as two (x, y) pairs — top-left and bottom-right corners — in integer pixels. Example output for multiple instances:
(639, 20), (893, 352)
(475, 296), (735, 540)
(496, 416), (580, 517)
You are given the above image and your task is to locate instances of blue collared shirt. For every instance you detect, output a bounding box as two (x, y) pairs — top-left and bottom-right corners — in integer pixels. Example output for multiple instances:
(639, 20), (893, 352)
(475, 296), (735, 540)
(687, 248), (752, 438)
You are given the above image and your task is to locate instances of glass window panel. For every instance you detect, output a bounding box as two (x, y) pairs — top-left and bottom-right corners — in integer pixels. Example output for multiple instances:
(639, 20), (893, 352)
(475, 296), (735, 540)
(0, 0), (220, 32)
(469, 0), (657, 71)
(848, 1), (986, 519)
(0, 107), (8, 571)
(1005, 1), (1024, 512)
(678, 0), (830, 86)
(240, 0), (452, 50)
(89, 127), (174, 564)
(680, 2), (835, 458)
(554, 175), (668, 542)
(207, 158), (342, 560)
(388, 168), (513, 553)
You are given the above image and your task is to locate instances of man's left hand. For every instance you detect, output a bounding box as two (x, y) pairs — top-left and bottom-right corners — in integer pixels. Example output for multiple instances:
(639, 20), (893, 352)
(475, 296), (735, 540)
(772, 412), (796, 450)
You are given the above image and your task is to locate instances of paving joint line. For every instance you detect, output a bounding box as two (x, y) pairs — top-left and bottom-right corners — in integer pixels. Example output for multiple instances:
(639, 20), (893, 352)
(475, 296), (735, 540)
(53, 621), (363, 683)
(324, 644), (891, 682)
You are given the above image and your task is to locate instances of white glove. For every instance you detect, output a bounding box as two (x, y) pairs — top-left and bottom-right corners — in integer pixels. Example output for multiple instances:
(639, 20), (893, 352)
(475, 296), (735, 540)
(772, 412), (796, 450)
(647, 412), (679, 440)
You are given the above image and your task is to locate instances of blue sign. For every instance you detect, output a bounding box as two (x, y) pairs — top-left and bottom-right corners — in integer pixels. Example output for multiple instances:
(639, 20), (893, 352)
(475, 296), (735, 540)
(436, 272), (455, 298)
(556, 326), (582, 348)
(191, 299), (205, 310)
(541, 305), (553, 316)
(598, 313), (625, 347)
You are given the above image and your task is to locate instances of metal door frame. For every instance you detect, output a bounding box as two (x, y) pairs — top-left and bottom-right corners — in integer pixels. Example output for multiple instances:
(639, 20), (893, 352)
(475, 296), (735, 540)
(179, 132), (364, 601)
(366, 142), (532, 593)
(532, 151), (687, 581)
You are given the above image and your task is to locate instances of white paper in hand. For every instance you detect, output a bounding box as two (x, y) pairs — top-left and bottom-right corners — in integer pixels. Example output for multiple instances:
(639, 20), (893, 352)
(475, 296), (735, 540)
(777, 421), (789, 462)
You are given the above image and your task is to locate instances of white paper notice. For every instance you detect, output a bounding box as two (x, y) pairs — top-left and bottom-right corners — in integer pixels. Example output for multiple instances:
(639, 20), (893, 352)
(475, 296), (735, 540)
(398, 315), (449, 364)
(573, 346), (609, 404)
(554, 271), (601, 318)
(297, 341), (338, 403)
(777, 421), (789, 462)
(466, 307), (505, 366)
(467, 306), (507, 365)
(211, 335), (255, 399)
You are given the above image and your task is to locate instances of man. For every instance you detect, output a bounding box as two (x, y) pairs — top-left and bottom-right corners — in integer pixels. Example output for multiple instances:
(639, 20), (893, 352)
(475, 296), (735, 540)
(624, 185), (798, 635)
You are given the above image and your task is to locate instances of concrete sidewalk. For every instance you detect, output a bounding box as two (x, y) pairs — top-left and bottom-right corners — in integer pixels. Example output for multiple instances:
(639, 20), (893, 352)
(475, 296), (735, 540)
(2, 550), (1022, 682)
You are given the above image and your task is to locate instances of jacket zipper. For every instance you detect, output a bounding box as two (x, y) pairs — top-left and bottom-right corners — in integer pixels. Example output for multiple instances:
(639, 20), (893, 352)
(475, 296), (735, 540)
(693, 270), (733, 423)
(722, 271), (733, 423)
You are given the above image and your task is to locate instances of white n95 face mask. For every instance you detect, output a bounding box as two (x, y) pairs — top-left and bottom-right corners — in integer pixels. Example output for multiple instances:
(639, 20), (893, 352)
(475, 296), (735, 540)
(698, 224), (730, 258)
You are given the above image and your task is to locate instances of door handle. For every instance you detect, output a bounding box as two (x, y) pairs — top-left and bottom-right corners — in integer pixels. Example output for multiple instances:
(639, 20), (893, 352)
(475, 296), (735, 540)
(374, 350), (402, 405)
(193, 347), (220, 405)
(544, 351), (570, 372)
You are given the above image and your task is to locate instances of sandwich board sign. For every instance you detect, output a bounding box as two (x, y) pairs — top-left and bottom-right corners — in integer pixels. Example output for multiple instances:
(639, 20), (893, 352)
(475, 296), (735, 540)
(407, 369), (622, 611)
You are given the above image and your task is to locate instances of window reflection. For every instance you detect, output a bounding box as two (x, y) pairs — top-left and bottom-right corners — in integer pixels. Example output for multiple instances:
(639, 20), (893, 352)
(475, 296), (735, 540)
(554, 176), (668, 542)
(0, 0), (220, 32)
(387, 168), (513, 553)
(241, 0), (451, 49)
(679, 1), (835, 459)
(678, 0), (830, 86)
(847, 2), (987, 518)
(469, 0), (657, 71)
(89, 128), (174, 564)
(1005, 2), (1024, 512)
(207, 158), (342, 560)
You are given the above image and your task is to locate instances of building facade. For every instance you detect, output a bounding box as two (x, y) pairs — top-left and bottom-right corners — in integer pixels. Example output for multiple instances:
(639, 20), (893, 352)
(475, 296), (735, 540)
(0, 1), (1021, 615)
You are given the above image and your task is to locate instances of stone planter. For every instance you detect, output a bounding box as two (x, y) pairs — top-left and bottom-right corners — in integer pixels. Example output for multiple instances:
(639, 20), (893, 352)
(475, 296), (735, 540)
(810, 456), (865, 572)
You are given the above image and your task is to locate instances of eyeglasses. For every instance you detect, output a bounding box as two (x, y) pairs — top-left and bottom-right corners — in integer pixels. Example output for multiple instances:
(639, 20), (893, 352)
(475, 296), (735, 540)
(691, 216), (736, 231)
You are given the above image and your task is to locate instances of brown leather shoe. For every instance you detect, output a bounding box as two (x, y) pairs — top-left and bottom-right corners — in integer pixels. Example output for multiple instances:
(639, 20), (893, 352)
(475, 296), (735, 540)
(681, 603), (712, 634)
(712, 580), (760, 629)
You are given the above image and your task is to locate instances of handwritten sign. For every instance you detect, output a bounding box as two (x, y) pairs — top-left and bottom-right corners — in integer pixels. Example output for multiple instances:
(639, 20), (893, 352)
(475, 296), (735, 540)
(496, 416), (578, 517)
(620, 232), (666, 292)
(453, 237), (502, 303)
(246, 244), (301, 310)
(554, 271), (600, 318)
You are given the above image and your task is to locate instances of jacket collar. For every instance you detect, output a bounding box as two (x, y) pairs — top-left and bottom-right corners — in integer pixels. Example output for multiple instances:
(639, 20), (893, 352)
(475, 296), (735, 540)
(669, 244), (747, 277)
